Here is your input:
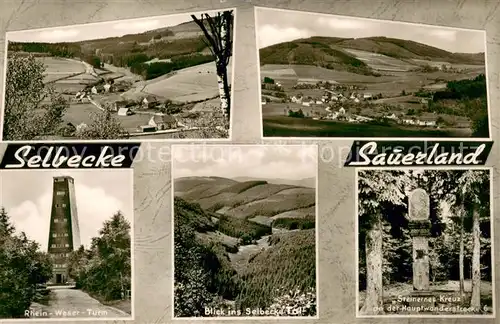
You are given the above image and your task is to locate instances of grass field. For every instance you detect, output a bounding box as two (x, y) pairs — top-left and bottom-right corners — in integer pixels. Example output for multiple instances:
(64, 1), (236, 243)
(142, 60), (233, 103)
(343, 49), (417, 72)
(263, 116), (464, 138)
(38, 57), (86, 83)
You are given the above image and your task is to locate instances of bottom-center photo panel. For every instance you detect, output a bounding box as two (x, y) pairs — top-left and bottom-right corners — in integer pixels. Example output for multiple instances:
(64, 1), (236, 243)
(171, 144), (318, 319)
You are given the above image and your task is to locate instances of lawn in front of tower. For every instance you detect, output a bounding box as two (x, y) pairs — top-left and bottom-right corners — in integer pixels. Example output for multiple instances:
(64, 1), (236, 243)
(358, 280), (494, 315)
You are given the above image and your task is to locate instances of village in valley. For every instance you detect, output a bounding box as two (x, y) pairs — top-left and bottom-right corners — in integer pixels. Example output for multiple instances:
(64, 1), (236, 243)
(4, 10), (233, 140)
(261, 77), (441, 127)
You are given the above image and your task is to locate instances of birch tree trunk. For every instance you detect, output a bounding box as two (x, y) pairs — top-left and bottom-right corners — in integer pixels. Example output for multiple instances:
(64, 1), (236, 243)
(470, 204), (481, 308)
(360, 216), (384, 315)
(216, 16), (230, 121)
(459, 207), (465, 300)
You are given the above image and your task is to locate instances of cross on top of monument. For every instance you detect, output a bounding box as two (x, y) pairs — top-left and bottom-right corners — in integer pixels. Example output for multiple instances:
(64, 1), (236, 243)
(409, 188), (430, 221)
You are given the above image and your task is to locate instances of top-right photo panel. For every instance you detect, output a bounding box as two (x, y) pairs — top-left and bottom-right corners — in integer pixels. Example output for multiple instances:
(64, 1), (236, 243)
(256, 7), (490, 139)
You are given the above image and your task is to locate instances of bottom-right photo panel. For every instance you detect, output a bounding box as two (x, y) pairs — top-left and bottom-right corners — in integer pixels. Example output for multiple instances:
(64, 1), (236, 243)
(356, 168), (494, 317)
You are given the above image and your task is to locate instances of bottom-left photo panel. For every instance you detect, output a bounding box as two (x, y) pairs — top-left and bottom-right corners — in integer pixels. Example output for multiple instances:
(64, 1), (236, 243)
(0, 169), (134, 320)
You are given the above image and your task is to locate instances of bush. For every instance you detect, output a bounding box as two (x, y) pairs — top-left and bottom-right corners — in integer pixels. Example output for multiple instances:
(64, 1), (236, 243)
(288, 109), (305, 118)
(268, 287), (317, 316)
(263, 77), (275, 84)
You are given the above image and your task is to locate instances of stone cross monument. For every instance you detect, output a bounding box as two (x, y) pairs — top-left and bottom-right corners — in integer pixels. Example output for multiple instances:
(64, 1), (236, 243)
(409, 188), (431, 290)
(407, 188), (435, 308)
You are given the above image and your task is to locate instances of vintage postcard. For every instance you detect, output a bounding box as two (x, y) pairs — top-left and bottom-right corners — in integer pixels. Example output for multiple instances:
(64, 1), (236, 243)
(171, 144), (318, 319)
(2, 10), (235, 141)
(0, 169), (134, 320)
(256, 7), (489, 139)
(356, 168), (494, 318)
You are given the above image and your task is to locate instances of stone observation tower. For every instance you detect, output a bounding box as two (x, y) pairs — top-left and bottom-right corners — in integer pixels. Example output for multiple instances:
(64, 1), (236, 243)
(47, 176), (81, 285)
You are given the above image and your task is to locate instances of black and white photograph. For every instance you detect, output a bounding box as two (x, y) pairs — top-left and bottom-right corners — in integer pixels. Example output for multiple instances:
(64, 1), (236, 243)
(357, 168), (493, 317)
(0, 170), (133, 320)
(2, 9), (234, 141)
(172, 144), (318, 318)
(256, 7), (489, 139)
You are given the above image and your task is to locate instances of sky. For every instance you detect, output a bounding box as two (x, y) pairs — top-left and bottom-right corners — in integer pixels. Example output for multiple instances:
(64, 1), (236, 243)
(172, 145), (317, 180)
(7, 10), (221, 43)
(1, 170), (133, 252)
(256, 7), (485, 53)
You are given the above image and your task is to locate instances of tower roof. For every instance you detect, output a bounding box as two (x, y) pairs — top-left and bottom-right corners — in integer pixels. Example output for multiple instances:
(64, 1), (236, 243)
(53, 175), (74, 180)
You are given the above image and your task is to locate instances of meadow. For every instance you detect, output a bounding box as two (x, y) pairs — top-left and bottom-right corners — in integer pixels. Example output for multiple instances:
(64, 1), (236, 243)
(263, 116), (463, 138)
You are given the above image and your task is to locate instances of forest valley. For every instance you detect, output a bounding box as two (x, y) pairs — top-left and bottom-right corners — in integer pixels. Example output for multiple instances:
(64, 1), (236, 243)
(358, 169), (492, 315)
(0, 209), (132, 318)
(174, 197), (317, 317)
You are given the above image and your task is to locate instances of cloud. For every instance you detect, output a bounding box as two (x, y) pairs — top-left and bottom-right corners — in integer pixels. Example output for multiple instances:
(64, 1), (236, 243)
(258, 24), (311, 48)
(427, 29), (457, 41)
(112, 20), (161, 33)
(173, 146), (316, 180)
(9, 183), (126, 252)
(27, 28), (81, 42)
(316, 17), (367, 30)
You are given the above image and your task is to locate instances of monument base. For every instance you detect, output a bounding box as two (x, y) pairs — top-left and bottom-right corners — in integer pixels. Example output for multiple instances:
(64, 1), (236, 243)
(407, 291), (436, 309)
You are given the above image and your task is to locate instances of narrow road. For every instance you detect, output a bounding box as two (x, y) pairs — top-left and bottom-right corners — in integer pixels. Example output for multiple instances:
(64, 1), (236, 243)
(29, 286), (129, 319)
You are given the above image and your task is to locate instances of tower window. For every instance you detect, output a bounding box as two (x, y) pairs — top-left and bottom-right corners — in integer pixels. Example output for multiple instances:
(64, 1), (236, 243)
(56, 191), (65, 196)
(65, 244), (69, 248)
(54, 219), (59, 223)
(62, 204), (67, 207)
(64, 233), (68, 237)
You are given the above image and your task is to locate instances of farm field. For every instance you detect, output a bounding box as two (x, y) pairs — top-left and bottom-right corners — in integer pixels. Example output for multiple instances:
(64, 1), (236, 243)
(263, 116), (471, 138)
(39, 57), (86, 83)
(142, 60), (233, 103)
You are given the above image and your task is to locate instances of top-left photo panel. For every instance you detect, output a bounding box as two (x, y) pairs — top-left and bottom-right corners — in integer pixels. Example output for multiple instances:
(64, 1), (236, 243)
(1, 9), (235, 142)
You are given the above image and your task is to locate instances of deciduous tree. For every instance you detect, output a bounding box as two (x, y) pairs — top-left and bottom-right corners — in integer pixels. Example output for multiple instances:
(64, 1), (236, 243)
(4, 54), (68, 140)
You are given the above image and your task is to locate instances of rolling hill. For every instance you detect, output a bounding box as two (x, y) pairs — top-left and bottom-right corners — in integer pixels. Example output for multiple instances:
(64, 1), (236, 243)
(259, 36), (485, 74)
(173, 195), (317, 316)
(174, 176), (316, 221)
(7, 15), (231, 82)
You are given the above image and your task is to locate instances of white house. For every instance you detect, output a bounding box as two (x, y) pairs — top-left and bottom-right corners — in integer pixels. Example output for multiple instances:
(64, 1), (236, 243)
(118, 107), (132, 116)
(356, 115), (374, 122)
(339, 107), (346, 115)
(354, 98), (360, 103)
(385, 113), (398, 120)
(363, 93), (373, 99)
(142, 95), (158, 108)
(261, 101), (267, 105)
(302, 102), (311, 107)
(148, 114), (177, 130)
(91, 86), (98, 95)
(316, 100), (323, 105)
(103, 83), (111, 93)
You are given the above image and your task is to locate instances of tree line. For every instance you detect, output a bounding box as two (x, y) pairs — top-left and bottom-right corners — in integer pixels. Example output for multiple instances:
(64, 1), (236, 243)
(358, 170), (491, 314)
(67, 211), (131, 302)
(0, 208), (131, 318)
(174, 197), (316, 317)
(0, 208), (53, 318)
(3, 54), (128, 141)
